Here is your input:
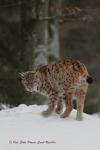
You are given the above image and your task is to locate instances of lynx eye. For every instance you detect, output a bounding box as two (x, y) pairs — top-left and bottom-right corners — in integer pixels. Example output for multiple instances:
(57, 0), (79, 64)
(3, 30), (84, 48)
(76, 63), (80, 68)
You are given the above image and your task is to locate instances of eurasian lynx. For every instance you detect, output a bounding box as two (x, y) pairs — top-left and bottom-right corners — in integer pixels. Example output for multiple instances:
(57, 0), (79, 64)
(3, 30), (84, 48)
(20, 58), (93, 120)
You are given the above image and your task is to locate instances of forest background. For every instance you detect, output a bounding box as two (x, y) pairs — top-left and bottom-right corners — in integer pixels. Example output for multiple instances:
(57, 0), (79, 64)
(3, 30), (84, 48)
(0, 0), (100, 114)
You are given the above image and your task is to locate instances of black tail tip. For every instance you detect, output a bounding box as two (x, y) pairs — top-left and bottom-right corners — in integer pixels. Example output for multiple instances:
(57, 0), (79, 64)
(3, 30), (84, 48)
(87, 76), (93, 84)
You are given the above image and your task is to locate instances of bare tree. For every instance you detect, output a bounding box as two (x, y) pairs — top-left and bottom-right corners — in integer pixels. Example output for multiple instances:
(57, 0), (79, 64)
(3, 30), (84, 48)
(34, 0), (49, 68)
(34, 0), (60, 67)
(48, 0), (61, 63)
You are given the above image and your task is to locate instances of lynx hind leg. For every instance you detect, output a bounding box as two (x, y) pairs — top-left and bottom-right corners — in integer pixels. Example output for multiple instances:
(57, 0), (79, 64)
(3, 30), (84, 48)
(42, 90), (58, 117)
(76, 83), (88, 121)
(55, 99), (63, 114)
(60, 90), (74, 118)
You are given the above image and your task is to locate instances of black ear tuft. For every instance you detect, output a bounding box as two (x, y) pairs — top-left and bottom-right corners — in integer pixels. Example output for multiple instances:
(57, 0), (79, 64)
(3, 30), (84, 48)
(87, 76), (93, 84)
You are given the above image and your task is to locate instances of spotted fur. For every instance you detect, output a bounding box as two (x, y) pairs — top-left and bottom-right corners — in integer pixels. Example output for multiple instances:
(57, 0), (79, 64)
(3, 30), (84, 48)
(20, 58), (93, 120)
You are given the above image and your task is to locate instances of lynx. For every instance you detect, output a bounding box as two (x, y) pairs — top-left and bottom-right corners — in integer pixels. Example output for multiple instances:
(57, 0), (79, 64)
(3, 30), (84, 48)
(20, 58), (93, 120)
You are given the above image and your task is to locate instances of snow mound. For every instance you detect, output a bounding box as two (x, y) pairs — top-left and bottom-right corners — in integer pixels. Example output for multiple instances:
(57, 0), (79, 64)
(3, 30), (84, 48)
(0, 104), (100, 150)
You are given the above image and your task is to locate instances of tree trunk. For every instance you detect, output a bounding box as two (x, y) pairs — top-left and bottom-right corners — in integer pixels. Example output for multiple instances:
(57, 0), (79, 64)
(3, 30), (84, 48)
(20, 0), (36, 70)
(20, 0), (37, 104)
(34, 0), (49, 68)
(48, 0), (60, 63)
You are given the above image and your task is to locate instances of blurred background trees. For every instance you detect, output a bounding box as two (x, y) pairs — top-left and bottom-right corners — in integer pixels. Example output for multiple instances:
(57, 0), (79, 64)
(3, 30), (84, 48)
(0, 0), (100, 114)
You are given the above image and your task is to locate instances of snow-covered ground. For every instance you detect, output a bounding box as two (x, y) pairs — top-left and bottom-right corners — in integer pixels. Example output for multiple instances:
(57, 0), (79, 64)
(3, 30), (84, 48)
(0, 104), (100, 150)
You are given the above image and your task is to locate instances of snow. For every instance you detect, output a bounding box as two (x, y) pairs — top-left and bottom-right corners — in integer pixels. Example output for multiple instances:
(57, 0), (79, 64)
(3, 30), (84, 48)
(0, 104), (10, 110)
(0, 104), (100, 150)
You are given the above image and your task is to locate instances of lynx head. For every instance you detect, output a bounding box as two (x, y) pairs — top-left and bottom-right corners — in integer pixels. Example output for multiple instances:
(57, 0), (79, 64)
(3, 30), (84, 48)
(20, 71), (38, 92)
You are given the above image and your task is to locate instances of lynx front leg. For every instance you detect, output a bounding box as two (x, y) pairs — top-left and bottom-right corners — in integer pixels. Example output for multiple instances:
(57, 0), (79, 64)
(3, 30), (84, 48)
(60, 91), (73, 118)
(76, 83), (88, 121)
(55, 99), (63, 114)
(42, 91), (58, 117)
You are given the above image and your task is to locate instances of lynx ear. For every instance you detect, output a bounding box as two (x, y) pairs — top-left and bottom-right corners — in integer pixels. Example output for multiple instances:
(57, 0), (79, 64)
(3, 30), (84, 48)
(19, 72), (25, 77)
(73, 61), (81, 71)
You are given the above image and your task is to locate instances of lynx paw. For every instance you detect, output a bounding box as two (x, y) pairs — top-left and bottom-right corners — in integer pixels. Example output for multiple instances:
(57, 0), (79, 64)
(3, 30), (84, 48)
(60, 110), (70, 118)
(41, 111), (52, 117)
(60, 112), (69, 118)
(76, 115), (83, 121)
